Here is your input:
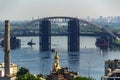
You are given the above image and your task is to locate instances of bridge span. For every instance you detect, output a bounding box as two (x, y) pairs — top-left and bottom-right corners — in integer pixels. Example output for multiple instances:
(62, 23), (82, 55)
(26, 16), (119, 52)
(30, 16), (119, 39)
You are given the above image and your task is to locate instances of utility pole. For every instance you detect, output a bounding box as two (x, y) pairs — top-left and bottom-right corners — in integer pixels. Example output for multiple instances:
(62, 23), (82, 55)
(4, 20), (11, 77)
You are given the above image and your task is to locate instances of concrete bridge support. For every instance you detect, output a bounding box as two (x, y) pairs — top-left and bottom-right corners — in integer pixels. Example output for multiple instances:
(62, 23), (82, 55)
(68, 19), (79, 52)
(39, 19), (51, 51)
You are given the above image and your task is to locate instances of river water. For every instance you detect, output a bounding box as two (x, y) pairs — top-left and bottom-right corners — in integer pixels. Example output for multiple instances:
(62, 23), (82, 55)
(0, 36), (120, 80)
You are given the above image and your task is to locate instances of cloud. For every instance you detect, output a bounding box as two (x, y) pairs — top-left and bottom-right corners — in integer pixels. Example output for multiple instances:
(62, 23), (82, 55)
(0, 0), (120, 20)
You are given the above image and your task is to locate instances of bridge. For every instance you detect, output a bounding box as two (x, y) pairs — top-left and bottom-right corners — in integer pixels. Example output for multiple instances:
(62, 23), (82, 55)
(24, 16), (119, 52)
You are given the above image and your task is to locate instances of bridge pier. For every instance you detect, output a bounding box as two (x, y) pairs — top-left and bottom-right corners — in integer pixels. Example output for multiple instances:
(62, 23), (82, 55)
(39, 19), (51, 51)
(68, 19), (79, 52)
(39, 17), (80, 52)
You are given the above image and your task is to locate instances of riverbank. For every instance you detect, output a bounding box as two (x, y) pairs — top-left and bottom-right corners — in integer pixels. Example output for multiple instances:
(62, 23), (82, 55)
(15, 32), (104, 37)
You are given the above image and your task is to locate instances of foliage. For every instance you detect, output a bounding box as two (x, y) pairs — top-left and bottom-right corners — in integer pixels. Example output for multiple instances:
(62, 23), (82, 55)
(73, 76), (95, 80)
(16, 67), (44, 80)
(15, 73), (42, 80)
(115, 40), (120, 44)
(17, 67), (29, 76)
(37, 74), (44, 78)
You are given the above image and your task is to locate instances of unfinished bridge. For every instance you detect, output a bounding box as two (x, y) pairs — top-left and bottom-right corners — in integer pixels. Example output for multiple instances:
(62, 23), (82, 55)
(25, 16), (119, 52)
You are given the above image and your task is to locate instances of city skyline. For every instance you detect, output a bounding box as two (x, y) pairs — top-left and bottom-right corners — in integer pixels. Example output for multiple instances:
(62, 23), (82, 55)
(0, 0), (120, 20)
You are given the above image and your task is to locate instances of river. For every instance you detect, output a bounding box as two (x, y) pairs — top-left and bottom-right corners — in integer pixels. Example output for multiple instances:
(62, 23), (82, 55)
(0, 36), (120, 80)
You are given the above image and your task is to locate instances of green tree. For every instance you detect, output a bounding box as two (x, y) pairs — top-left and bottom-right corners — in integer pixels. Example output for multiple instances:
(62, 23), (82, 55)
(37, 74), (44, 78)
(73, 76), (95, 80)
(17, 67), (29, 76)
(16, 67), (43, 80)
(16, 73), (42, 80)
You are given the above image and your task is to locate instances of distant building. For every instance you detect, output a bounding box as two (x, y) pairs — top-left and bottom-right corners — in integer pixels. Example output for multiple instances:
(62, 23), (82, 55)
(47, 50), (78, 80)
(102, 59), (120, 80)
(1, 35), (21, 49)
(0, 63), (18, 77)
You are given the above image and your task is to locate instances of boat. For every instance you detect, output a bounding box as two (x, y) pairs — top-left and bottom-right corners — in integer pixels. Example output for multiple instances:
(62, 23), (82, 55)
(27, 39), (36, 46)
(95, 36), (109, 49)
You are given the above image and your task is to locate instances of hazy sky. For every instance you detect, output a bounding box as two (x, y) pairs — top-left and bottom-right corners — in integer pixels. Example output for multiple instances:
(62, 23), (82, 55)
(0, 0), (120, 20)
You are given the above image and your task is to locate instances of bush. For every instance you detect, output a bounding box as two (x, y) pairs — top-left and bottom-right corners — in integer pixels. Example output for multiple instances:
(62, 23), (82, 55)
(16, 73), (42, 80)
(73, 76), (95, 80)
(17, 67), (29, 76)
(16, 67), (43, 80)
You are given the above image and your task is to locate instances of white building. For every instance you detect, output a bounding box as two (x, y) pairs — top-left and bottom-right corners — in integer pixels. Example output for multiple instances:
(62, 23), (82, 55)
(0, 63), (18, 77)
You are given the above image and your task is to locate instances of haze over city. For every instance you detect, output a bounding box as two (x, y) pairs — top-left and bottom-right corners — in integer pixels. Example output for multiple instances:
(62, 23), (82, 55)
(0, 0), (120, 20)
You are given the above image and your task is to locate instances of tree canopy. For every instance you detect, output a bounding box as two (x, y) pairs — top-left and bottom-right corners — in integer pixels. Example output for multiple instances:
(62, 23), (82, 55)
(73, 76), (95, 80)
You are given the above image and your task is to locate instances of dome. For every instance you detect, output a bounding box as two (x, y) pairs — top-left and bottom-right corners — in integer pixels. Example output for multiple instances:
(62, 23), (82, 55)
(52, 50), (61, 72)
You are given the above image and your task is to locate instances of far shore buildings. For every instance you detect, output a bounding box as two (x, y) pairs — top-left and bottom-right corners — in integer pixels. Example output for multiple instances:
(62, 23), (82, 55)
(102, 59), (120, 80)
(47, 50), (78, 80)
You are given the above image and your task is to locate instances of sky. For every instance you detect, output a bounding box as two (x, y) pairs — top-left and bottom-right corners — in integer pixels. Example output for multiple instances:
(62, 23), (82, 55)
(0, 0), (120, 20)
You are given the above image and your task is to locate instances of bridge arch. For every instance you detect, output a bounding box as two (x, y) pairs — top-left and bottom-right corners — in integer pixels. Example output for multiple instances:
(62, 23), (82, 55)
(28, 16), (118, 51)
(31, 16), (118, 39)
(34, 16), (79, 21)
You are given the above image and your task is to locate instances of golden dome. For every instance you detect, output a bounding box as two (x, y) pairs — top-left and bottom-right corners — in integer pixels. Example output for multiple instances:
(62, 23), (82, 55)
(52, 50), (61, 72)
(54, 50), (59, 60)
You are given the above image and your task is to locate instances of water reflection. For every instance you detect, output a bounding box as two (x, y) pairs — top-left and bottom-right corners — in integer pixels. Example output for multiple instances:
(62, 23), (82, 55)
(68, 52), (80, 72)
(109, 46), (120, 51)
(39, 52), (52, 75)
(98, 46), (120, 56)
(3, 36), (120, 80)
